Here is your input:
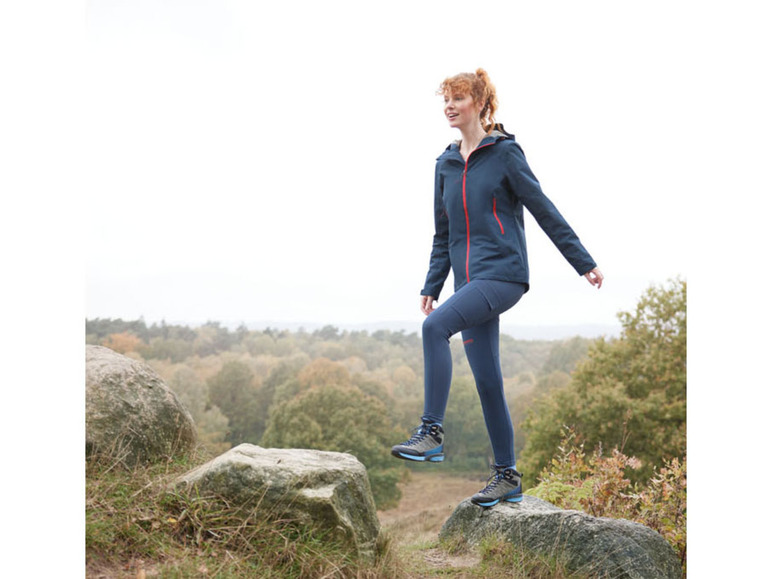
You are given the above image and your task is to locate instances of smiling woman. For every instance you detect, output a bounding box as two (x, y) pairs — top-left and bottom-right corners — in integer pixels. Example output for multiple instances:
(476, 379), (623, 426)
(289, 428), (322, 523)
(440, 69), (499, 141)
(391, 68), (603, 508)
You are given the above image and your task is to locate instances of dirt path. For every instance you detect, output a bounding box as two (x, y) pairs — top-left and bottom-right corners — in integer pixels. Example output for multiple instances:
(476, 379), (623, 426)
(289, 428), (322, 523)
(377, 471), (487, 572)
(378, 471), (483, 528)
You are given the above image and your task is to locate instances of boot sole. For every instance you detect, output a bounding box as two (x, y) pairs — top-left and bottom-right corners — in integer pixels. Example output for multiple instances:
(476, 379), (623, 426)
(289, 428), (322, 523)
(472, 494), (523, 508)
(391, 450), (445, 462)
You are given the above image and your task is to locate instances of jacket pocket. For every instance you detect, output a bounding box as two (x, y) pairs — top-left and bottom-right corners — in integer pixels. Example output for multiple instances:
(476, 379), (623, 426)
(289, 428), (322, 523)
(493, 197), (505, 235)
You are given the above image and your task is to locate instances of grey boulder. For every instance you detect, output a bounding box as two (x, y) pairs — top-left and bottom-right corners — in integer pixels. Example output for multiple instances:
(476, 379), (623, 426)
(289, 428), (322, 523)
(86, 345), (196, 466)
(174, 444), (381, 562)
(440, 495), (681, 579)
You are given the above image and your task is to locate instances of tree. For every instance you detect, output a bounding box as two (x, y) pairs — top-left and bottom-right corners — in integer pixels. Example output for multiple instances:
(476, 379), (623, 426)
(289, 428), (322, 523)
(261, 385), (406, 509)
(86, 318), (149, 342)
(313, 325), (340, 341)
(139, 337), (193, 363)
(510, 370), (571, 459)
(520, 279), (686, 483)
(391, 365), (419, 398)
(169, 367), (230, 454)
(207, 361), (262, 445)
(297, 358), (351, 389)
(541, 336), (592, 374)
(101, 331), (143, 354)
(443, 377), (493, 471)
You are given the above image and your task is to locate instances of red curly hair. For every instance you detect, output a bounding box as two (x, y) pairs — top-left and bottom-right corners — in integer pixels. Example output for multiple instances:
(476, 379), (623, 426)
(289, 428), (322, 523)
(438, 68), (499, 133)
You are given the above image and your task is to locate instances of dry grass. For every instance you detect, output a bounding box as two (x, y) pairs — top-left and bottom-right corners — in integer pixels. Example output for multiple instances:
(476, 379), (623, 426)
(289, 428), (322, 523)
(87, 460), (590, 578)
(86, 450), (398, 578)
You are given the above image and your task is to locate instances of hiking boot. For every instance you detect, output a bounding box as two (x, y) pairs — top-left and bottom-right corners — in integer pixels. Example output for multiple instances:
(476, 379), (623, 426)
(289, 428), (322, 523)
(391, 422), (444, 462)
(471, 465), (523, 507)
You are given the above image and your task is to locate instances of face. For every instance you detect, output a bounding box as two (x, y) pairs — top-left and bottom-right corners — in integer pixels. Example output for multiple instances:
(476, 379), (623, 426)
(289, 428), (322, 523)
(443, 92), (483, 130)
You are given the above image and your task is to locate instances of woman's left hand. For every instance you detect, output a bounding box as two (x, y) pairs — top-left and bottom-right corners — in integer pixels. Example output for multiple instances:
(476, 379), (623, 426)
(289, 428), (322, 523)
(584, 267), (604, 289)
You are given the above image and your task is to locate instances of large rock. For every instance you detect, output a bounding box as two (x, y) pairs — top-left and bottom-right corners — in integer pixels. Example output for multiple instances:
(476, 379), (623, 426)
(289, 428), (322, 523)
(440, 495), (681, 579)
(174, 444), (380, 561)
(86, 345), (196, 466)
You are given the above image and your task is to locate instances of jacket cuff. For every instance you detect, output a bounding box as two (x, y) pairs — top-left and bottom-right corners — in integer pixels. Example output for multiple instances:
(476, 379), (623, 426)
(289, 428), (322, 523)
(421, 285), (443, 299)
(574, 260), (597, 276)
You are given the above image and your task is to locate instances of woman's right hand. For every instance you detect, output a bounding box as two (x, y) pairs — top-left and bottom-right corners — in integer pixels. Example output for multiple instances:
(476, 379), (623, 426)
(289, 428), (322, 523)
(420, 295), (436, 316)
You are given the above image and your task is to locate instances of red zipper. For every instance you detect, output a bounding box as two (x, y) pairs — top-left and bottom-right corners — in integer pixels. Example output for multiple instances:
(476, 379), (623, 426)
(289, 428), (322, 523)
(493, 197), (505, 234)
(462, 142), (495, 283)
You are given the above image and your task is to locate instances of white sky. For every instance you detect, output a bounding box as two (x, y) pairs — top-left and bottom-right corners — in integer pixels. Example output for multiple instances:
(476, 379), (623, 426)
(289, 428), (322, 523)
(83, 0), (706, 332)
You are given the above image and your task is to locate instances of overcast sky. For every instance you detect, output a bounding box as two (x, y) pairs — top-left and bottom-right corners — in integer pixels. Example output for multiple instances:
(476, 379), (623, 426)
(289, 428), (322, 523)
(79, 0), (772, 339)
(83, 0), (705, 335)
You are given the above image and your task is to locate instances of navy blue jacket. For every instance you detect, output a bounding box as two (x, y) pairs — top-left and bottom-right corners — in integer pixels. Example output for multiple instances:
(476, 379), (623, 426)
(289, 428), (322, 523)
(421, 127), (596, 299)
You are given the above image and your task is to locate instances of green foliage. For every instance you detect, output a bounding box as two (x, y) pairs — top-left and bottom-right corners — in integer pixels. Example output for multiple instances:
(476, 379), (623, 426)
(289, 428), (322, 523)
(207, 361), (262, 445)
(86, 317), (151, 342)
(193, 321), (240, 357)
(140, 336), (194, 362)
(499, 335), (556, 376)
(87, 305), (684, 487)
(528, 427), (686, 574)
(541, 336), (592, 374)
(84, 316), (610, 480)
(443, 377), (492, 472)
(85, 317), (197, 345)
(313, 324), (341, 341)
(168, 367), (230, 454)
(520, 279), (686, 484)
(262, 382), (406, 509)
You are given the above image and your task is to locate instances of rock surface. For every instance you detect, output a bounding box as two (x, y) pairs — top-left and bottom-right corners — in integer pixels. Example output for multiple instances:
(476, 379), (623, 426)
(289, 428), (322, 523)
(86, 345), (196, 466)
(174, 444), (380, 562)
(440, 495), (681, 579)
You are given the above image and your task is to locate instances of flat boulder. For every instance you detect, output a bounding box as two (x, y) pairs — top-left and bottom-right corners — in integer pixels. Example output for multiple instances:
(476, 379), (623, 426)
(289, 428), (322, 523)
(440, 495), (681, 579)
(174, 444), (380, 562)
(86, 345), (196, 466)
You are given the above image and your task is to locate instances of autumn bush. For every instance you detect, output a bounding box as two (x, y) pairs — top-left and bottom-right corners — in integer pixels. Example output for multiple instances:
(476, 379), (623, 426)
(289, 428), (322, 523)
(528, 428), (686, 575)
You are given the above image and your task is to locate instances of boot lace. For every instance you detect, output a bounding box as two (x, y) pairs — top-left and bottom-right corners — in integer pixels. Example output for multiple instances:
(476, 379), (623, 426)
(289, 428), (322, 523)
(478, 465), (515, 495)
(404, 423), (434, 446)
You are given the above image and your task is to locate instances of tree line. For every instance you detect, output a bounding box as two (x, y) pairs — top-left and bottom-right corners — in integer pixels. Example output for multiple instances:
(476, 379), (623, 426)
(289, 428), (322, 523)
(86, 278), (685, 509)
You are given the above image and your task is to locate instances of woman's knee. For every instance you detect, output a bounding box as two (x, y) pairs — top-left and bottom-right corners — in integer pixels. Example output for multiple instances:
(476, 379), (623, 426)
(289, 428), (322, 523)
(422, 313), (451, 342)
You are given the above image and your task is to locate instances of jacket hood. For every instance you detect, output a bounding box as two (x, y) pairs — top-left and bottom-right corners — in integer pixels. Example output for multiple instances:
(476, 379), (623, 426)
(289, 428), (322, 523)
(441, 124), (518, 159)
(487, 124), (516, 141)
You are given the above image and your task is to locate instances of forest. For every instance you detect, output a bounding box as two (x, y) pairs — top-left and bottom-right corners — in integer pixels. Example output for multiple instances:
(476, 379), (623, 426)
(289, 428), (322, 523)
(85, 278), (686, 517)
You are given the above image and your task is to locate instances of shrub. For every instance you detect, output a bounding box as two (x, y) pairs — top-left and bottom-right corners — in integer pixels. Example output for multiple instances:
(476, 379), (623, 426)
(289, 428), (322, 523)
(528, 427), (686, 574)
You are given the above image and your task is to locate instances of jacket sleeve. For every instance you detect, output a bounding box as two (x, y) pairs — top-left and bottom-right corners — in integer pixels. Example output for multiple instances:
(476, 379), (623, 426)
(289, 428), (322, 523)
(421, 162), (451, 298)
(506, 143), (597, 276)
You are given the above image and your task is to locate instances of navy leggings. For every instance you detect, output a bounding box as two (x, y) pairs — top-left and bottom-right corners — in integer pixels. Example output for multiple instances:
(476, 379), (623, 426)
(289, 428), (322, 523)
(421, 279), (527, 467)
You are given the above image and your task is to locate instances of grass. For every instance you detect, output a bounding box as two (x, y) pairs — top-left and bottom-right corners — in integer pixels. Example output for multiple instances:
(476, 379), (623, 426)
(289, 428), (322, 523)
(86, 454), (597, 578)
(381, 533), (592, 579)
(86, 449), (401, 578)
(475, 535), (591, 579)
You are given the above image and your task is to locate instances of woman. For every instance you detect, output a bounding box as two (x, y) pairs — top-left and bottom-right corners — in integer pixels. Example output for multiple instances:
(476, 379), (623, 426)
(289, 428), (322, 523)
(391, 69), (603, 508)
